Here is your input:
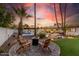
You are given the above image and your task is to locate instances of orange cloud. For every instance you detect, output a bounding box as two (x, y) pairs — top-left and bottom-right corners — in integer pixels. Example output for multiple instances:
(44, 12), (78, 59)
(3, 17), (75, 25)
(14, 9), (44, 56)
(23, 3), (33, 7)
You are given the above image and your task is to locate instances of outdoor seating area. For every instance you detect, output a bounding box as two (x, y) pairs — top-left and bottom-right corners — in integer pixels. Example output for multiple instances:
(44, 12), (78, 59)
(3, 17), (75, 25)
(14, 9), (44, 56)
(9, 36), (60, 56)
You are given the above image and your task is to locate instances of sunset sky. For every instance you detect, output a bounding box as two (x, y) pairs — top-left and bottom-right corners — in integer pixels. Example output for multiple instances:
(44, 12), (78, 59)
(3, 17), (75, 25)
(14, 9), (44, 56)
(3, 3), (79, 27)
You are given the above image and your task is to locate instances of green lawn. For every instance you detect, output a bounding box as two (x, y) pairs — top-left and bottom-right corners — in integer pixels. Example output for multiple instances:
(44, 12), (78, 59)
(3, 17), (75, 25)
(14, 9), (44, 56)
(54, 37), (79, 56)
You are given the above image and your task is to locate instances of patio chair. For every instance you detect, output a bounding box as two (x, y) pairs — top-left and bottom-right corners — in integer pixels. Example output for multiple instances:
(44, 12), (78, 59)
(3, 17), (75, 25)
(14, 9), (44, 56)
(39, 39), (51, 52)
(16, 35), (31, 54)
(16, 42), (31, 54)
(17, 35), (28, 44)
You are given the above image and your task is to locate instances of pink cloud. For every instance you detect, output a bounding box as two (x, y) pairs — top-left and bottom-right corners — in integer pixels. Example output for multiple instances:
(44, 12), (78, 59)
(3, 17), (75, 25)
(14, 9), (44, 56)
(23, 3), (62, 22)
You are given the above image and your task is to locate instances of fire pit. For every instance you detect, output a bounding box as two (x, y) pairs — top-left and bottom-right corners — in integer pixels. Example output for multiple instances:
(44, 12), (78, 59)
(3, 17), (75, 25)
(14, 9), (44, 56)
(32, 37), (39, 46)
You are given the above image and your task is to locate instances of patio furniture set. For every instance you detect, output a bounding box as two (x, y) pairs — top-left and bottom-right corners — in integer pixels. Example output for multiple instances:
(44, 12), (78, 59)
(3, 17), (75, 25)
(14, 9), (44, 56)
(9, 35), (60, 56)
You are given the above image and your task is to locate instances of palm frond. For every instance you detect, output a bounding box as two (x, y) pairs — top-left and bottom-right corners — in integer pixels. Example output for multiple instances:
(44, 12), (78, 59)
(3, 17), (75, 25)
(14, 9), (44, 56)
(11, 6), (18, 14)
(26, 14), (32, 18)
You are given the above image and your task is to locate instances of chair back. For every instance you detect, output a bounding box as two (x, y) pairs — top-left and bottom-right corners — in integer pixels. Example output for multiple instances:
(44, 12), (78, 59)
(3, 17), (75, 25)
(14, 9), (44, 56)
(43, 39), (51, 48)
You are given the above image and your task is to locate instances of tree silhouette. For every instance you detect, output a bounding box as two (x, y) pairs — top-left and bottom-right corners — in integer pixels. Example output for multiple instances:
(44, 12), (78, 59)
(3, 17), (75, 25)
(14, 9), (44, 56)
(0, 4), (13, 28)
(12, 5), (32, 37)
(59, 4), (67, 36)
(53, 3), (59, 29)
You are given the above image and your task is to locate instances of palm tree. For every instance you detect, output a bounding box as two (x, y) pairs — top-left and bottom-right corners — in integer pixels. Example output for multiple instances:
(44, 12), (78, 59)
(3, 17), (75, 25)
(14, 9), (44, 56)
(59, 3), (67, 36)
(34, 3), (37, 37)
(12, 5), (32, 37)
(63, 4), (67, 36)
(53, 3), (59, 29)
(59, 4), (64, 30)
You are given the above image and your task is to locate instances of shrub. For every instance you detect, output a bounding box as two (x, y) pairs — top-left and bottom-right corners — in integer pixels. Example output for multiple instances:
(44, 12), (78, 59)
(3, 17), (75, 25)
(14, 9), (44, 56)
(0, 48), (5, 53)
(38, 32), (46, 39)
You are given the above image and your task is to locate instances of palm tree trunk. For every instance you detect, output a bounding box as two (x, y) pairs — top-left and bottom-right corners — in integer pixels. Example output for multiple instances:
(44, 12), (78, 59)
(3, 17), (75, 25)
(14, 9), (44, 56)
(59, 3), (65, 36)
(59, 3), (64, 31)
(63, 4), (67, 36)
(34, 3), (36, 37)
(53, 3), (59, 29)
(59, 3), (67, 36)
(18, 16), (23, 38)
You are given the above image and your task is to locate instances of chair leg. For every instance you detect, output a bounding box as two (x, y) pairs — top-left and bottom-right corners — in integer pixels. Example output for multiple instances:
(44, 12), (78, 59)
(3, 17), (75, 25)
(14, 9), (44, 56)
(48, 47), (51, 53)
(16, 47), (23, 54)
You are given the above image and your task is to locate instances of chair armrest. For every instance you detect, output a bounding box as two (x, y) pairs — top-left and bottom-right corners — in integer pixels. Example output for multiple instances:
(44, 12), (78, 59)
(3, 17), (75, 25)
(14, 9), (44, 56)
(39, 42), (44, 48)
(21, 42), (31, 47)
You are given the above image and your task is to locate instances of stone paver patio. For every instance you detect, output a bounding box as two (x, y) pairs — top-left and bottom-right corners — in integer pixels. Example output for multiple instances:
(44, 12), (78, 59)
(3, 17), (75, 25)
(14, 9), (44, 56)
(9, 41), (60, 56)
